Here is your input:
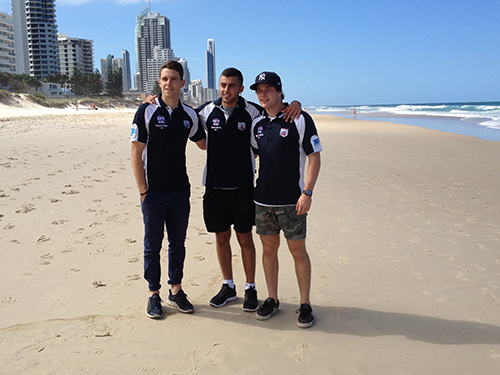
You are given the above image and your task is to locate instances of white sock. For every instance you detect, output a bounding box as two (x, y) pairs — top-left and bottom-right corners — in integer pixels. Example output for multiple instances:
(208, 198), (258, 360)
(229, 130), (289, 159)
(224, 279), (235, 289)
(245, 283), (256, 290)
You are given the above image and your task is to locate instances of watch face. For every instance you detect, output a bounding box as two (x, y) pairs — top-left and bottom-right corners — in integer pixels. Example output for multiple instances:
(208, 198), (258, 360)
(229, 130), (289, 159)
(304, 190), (312, 196)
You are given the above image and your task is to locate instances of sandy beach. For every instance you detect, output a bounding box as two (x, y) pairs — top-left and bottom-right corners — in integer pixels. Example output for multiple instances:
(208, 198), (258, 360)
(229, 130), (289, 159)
(1, 105), (499, 374)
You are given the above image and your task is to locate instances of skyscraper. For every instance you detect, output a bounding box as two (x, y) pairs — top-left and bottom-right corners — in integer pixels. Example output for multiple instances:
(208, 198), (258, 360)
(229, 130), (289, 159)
(135, 6), (173, 92)
(205, 39), (215, 90)
(57, 33), (93, 77)
(0, 12), (16, 73)
(12, 0), (59, 78)
(122, 50), (132, 91)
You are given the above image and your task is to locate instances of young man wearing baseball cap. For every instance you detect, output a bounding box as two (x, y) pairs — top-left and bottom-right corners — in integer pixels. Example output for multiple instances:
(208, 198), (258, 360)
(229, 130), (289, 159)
(250, 71), (322, 328)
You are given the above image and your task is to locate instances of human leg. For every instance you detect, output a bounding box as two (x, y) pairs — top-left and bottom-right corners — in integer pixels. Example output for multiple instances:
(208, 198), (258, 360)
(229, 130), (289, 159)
(164, 189), (194, 314)
(286, 238), (311, 305)
(141, 192), (167, 294)
(235, 231), (256, 285)
(216, 229), (233, 280)
(260, 234), (280, 302)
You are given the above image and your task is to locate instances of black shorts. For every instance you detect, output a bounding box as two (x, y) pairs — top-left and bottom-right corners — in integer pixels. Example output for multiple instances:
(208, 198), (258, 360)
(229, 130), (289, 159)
(203, 187), (255, 233)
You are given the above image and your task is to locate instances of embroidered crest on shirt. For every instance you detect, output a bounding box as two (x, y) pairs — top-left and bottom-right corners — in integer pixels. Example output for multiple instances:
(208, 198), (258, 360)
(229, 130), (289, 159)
(212, 118), (222, 131)
(256, 125), (264, 138)
(183, 120), (191, 129)
(156, 115), (168, 128)
(280, 128), (289, 138)
(238, 122), (246, 131)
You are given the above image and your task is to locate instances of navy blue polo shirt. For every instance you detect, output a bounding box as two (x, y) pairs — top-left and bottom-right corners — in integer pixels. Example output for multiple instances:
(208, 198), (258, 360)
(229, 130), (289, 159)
(251, 110), (322, 206)
(130, 96), (206, 191)
(197, 96), (262, 188)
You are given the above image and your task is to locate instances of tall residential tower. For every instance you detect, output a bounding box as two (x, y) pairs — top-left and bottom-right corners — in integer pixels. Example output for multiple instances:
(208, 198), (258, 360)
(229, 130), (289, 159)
(135, 6), (174, 93)
(0, 12), (16, 73)
(12, 0), (59, 78)
(57, 33), (94, 77)
(205, 39), (215, 90)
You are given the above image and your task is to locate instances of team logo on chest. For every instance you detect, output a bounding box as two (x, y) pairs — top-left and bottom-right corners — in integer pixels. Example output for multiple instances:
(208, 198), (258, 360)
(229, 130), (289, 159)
(280, 128), (289, 138)
(156, 115), (168, 128)
(256, 125), (264, 139)
(238, 122), (246, 131)
(183, 120), (191, 129)
(212, 118), (222, 131)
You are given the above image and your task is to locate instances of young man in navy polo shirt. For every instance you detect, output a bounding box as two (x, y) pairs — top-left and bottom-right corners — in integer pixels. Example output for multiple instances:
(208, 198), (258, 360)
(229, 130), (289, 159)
(197, 68), (302, 312)
(250, 72), (322, 328)
(131, 61), (206, 319)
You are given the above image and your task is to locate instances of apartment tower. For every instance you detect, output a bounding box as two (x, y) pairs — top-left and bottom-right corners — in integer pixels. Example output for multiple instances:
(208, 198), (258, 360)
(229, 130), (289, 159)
(12, 0), (59, 78)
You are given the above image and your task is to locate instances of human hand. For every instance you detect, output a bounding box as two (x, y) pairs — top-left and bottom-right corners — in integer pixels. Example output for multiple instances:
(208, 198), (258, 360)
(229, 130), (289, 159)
(282, 100), (302, 123)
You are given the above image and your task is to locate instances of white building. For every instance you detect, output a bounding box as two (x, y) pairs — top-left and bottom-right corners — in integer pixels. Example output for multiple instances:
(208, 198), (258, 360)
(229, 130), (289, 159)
(12, 0), (59, 78)
(135, 6), (173, 93)
(0, 12), (16, 74)
(57, 33), (93, 77)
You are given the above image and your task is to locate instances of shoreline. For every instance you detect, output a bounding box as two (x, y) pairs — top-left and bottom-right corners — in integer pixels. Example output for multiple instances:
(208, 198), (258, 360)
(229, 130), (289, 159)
(310, 110), (500, 141)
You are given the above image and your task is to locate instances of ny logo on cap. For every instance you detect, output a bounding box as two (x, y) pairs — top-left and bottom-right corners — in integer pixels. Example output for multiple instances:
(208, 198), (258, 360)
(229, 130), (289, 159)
(258, 73), (266, 81)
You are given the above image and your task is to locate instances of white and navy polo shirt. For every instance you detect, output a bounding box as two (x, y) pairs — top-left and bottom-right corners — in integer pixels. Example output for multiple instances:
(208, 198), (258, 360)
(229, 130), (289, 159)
(197, 96), (262, 189)
(130, 96), (206, 192)
(250, 110), (322, 206)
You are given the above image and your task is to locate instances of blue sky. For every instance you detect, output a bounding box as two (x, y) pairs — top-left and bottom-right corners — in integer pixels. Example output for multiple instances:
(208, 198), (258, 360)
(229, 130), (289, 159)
(2, 0), (499, 106)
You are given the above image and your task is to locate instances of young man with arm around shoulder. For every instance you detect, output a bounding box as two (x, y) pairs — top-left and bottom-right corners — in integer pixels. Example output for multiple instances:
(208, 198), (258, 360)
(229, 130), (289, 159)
(250, 72), (322, 328)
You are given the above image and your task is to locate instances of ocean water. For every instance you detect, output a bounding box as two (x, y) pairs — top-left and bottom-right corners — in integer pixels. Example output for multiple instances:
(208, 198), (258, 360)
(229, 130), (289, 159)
(308, 102), (500, 141)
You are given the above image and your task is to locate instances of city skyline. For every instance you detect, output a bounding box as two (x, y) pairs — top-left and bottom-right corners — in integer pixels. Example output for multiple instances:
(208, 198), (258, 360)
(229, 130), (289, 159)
(1, 0), (499, 106)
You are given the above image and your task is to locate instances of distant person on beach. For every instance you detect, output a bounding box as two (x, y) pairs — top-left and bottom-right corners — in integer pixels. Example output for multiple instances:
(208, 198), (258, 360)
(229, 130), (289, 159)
(250, 71), (322, 328)
(354, 107), (357, 117)
(130, 60), (206, 319)
(145, 68), (302, 312)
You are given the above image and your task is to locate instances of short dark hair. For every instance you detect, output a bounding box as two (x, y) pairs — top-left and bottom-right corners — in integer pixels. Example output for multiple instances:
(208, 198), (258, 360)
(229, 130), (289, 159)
(220, 67), (243, 86)
(160, 60), (184, 80)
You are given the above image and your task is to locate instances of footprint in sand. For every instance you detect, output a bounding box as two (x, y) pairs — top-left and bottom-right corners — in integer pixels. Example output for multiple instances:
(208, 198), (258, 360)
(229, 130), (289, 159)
(37, 235), (50, 243)
(294, 342), (313, 363)
(15, 203), (36, 213)
(205, 343), (224, 365)
(38, 253), (52, 265)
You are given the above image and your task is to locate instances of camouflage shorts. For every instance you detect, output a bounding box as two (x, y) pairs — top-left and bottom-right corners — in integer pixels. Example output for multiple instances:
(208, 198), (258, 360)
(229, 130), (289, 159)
(255, 204), (307, 240)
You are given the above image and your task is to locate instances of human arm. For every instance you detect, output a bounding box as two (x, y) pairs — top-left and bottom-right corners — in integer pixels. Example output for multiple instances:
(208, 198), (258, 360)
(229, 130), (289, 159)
(281, 100), (302, 123)
(196, 138), (207, 150)
(296, 152), (321, 215)
(131, 141), (148, 201)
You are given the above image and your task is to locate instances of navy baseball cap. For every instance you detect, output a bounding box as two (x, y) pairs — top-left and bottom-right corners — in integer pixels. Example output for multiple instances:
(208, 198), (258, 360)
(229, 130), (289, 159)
(250, 71), (282, 91)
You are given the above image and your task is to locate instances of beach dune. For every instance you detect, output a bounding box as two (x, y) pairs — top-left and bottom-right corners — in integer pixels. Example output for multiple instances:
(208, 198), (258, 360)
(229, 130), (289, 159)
(0, 108), (499, 374)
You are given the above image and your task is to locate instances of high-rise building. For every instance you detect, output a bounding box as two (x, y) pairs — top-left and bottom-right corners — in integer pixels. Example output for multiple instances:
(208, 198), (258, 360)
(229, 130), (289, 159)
(12, 0), (59, 78)
(135, 6), (174, 93)
(57, 33), (93, 77)
(0, 12), (16, 73)
(121, 49), (131, 91)
(205, 39), (215, 90)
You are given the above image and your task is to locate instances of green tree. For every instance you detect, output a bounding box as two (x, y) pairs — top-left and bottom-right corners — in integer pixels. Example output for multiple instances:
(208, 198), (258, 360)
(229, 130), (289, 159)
(105, 66), (123, 97)
(69, 66), (86, 96)
(152, 80), (161, 96)
(88, 69), (103, 96)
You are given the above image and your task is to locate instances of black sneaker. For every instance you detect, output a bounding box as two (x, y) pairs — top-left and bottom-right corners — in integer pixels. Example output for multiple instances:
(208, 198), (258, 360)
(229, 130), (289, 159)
(146, 294), (163, 319)
(167, 289), (194, 313)
(255, 297), (279, 320)
(242, 287), (258, 312)
(296, 303), (314, 328)
(210, 284), (237, 307)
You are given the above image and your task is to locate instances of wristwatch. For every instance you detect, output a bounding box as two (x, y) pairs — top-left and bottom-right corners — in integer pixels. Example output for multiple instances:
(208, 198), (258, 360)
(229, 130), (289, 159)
(303, 189), (313, 197)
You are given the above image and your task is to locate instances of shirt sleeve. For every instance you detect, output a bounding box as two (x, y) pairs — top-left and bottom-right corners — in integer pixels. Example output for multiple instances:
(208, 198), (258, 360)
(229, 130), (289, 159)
(187, 109), (206, 142)
(130, 103), (149, 143)
(299, 112), (323, 155)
